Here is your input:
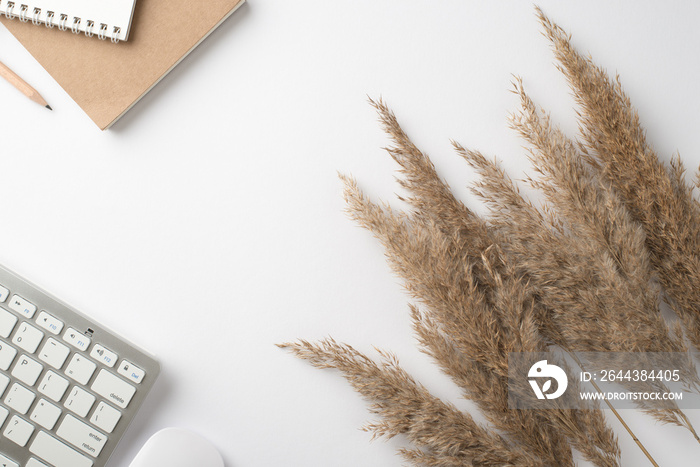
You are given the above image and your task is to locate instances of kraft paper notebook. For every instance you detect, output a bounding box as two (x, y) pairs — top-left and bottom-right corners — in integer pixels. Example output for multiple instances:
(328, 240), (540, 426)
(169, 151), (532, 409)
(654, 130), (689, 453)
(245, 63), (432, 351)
(0, 0), (245, 129)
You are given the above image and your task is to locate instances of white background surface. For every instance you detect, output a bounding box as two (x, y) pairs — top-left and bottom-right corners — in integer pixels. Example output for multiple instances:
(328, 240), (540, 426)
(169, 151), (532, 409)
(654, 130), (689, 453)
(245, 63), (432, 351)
(1, 1), (699, 466)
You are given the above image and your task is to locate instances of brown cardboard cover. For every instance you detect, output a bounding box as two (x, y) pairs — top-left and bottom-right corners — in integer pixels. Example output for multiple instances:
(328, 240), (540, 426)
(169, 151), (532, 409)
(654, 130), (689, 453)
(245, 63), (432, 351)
(0, 0), (244, 129)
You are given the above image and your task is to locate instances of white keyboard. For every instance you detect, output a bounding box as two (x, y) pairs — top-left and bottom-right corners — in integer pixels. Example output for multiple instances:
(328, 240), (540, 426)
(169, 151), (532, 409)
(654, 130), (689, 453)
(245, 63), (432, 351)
(0, 264), (160, 467)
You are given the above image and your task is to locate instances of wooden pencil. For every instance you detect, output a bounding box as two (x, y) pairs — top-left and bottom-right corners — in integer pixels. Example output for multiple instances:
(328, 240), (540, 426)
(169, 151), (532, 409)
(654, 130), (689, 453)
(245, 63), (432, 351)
(0, 60), (51, 110)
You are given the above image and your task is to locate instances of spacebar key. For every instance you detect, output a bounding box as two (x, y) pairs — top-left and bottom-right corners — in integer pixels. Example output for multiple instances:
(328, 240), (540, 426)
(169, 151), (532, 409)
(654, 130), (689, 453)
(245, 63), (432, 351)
(30, 431), (93, 467)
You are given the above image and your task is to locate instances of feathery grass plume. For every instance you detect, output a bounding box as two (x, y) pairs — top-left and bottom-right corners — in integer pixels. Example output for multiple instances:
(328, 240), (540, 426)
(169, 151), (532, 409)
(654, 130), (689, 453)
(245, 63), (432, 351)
(364, 100), (620, 465)
(336, 177), (576, 466)
(285, 100), (621, 466)
(366, 98), (499, 291)
(509, 80), (699, 390)
(284, 8), (700, 463)
(536, 7), (700, 353)
(281, 338), (543, 466)
(456, 142), (698, 438)
(406, 250), (619, 467)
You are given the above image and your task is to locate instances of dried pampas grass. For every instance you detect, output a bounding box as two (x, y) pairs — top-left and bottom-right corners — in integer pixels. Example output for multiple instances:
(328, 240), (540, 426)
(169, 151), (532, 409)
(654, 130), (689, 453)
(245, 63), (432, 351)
(536, 8), (700, 354)
(284, 97), (621, 467)
(457, 79), (699, 436)
(285, 338), (544, 466)
(282, 6), (700, 466)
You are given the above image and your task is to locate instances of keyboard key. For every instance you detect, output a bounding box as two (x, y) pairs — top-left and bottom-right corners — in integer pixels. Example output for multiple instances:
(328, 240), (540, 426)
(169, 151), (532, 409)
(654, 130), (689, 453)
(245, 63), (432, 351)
(57, 414), (108, 458)
(3, 415), (34, 446)
(31, 399), (62, 430)
(0, 342), (17, 371)
(30, 431), (93, 467)
(118, 359), (145, 384)
(0, 453), (19, 467)
(91, 369), (136, 409)
(11, 355), (43, 386)
(0, 308), (17, 338)
(39, 338), (71, 369)
(12, 322), (44, 353)
(64, 386), (95, 417)
(0, 373), (9, 397)
(5, 383), (36, 414)
(8, 295), (37, 319)
(90, 402), (122, 433)
(63, 328), (91, 351)
(36, 311), (64, 335)
(65, 354), (97, 385)
(0, 284), (9, 302)
(27, 459), (50, 467)
(38, 371), (70, 402)
(90, 343), (117, 368)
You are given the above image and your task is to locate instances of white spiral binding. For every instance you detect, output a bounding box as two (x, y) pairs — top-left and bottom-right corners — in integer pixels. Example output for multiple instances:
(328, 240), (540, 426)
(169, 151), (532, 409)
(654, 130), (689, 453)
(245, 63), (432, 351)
(31, 6), (39, 25)
(1, 1), (123, 42)
(4, 1), (14, 18)
(57, 13), (67, 31)
(70, 16), (80, 34)
(98, 23), (107, 40)
(18, 3), (27, 22)
(44, 9), (53, 28)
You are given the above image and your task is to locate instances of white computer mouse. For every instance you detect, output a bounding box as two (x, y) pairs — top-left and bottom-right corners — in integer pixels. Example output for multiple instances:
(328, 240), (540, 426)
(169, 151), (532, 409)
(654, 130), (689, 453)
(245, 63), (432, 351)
(129, 427), (225, 467)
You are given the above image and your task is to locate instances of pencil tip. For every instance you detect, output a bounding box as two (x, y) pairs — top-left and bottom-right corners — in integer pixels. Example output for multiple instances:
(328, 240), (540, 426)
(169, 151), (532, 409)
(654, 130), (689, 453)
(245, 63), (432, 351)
(45, 105), (52, 111)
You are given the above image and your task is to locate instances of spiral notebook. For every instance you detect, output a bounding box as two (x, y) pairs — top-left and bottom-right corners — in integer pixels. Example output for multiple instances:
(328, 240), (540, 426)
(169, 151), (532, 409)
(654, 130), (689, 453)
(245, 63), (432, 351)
(0, 0), (245, 129)
(0, 0), (137, 42)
